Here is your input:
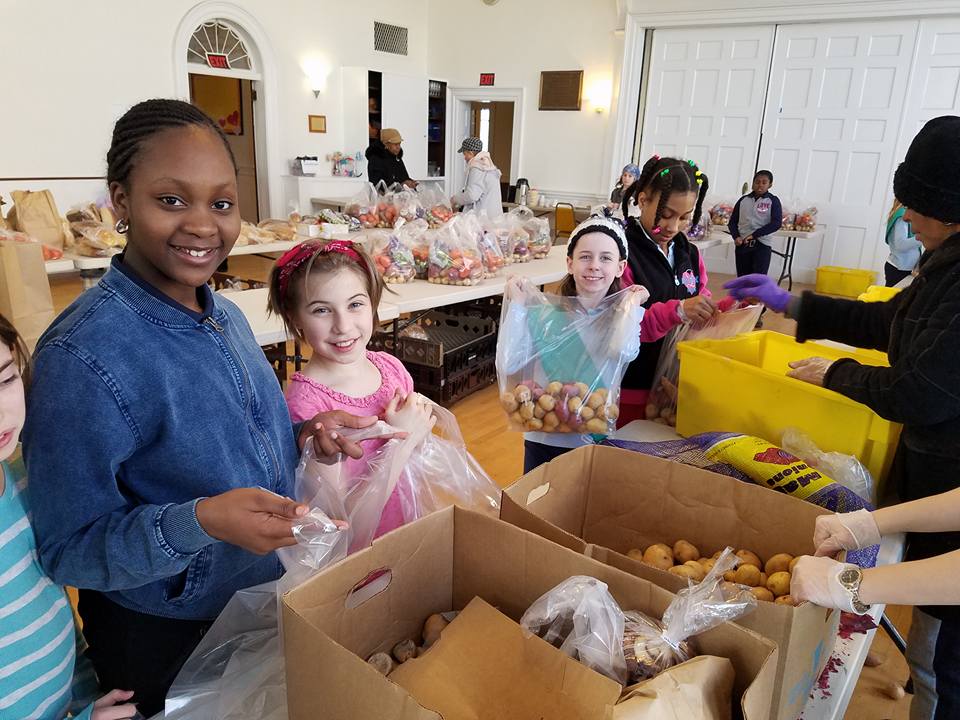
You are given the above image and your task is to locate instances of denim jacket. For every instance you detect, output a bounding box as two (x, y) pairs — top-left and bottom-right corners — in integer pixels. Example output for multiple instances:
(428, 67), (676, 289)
(21, 258), (300, 621)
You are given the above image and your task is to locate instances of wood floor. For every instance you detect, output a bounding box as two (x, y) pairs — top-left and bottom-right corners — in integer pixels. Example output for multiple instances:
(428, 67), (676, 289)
(46, 255), (913, 719)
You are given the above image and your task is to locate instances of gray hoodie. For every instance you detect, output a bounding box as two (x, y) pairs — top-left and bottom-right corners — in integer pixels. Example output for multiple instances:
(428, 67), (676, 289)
(452, 152), (503, 217)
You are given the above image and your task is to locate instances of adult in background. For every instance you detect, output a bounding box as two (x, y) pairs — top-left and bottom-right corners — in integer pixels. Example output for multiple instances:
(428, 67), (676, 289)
(726, 116), (960, 720)
(728, 169), (783, 277)
(451, 137), (503, 217)
(366, 128), (417, 189)
(609, 164), (640, 209)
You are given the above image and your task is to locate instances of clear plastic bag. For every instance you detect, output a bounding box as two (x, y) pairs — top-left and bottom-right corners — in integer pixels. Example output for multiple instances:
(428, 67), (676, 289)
(397, 218), (430, 278)
(370, 227), (416, 283)
(646, 300), (762, 426)
(506, 206), (551, 258)
(418, 184), (455, 226)
(686, 213), (709, 242)
(520, 550), (755, 686)
(385, 186), (423, 225)
(782, 427), (875, 504)
(458, 211), (505, 278)
(495, 212), (531, 262)
(794, 205), (817, 232)
(496, 279), (645, 434)
(708, 200), (734, 227)
(427, 218), (483, 285)
(344, 182), (391, 228)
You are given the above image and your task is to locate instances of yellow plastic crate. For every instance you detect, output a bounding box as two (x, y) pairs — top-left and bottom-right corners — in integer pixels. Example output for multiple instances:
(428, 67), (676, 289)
(815, 266), (876, 298)
(676, 331), (901, 488)
(857, 284), (901, 303)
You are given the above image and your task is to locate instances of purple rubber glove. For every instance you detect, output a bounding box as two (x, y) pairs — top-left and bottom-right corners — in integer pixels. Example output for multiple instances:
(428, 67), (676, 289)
(723, 274), (791, 313)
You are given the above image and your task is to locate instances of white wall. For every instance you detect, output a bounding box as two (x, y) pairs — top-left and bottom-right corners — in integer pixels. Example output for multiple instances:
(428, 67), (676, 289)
(1, 0), (428, 216)
(427, 0), (622, 202)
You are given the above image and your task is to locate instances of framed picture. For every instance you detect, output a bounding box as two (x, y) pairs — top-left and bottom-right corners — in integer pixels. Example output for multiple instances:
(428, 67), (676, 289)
(308, 115), (327, 133)
(538, 70), (583, 111)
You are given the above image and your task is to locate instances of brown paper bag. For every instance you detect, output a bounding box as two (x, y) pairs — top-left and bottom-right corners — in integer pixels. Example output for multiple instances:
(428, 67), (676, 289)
(8, 190), (69, 250)
(616, 655), (735, 720)
(0, 241), (56, 350)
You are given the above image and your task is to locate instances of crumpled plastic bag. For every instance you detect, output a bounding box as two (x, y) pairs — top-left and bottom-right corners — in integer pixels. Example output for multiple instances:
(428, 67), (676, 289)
(520, 549), (755, 686)
(782, 427), (875, 504)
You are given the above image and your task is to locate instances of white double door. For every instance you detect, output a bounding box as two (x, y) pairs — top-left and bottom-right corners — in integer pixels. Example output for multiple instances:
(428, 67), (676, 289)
(641, 17), (960, 279)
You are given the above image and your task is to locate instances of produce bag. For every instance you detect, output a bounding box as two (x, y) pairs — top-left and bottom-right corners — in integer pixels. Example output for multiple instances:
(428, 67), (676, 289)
(521, 550), (755, 686)
(0, 239), (56, 350)
(794, 205), (818, 232)
(646, 299), (762, 426)
(6, 189), (70, 250)
(782, 427), (875, 504)
(370, 227), (416, 283)
(386, 186), (423, 224)
(427, 219), (483, 285)
(686, 212), (708, 241)
(318, 207), (361, 232)
(418, 184), (455, 227)
(68, 221), (126, 257)
(344, 182), (384, 228)
(458, 211), (505, 278)
(398, 218), (430, 278)
(494, 212), (531, 262)
(508, 206), (551, 259)
(496, 279), (645, 434)
(0, 227), (63, 261)
(708, 200), (734, 227)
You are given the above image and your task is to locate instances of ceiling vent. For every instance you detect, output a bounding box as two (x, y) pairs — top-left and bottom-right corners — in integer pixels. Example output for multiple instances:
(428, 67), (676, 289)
(375, 21), (408, 56)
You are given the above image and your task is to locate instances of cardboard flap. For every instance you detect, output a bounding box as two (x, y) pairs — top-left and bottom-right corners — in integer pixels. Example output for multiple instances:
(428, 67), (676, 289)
(616, 655), (734, 720)
(390, 597), (620, 720)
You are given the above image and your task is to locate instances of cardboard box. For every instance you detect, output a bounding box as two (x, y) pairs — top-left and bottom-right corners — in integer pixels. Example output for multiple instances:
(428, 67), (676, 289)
(500, 445), (839, 720)
(282, 506), (777, 720)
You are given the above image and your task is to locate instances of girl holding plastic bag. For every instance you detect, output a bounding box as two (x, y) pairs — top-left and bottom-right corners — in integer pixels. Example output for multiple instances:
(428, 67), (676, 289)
(268, 239), (434, 540)
(497, 217), (648, 472)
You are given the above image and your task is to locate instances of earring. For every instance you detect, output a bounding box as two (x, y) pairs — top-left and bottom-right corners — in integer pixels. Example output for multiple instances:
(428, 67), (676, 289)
(652, 226), (662, 235)
(115, 218), (129, 234)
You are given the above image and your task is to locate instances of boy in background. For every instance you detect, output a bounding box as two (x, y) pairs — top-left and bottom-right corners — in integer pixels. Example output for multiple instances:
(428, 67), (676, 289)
(729, 170), (783, 277)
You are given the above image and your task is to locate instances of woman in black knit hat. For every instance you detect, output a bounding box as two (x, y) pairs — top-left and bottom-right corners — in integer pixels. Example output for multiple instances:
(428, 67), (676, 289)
(726, 115), (960, 720)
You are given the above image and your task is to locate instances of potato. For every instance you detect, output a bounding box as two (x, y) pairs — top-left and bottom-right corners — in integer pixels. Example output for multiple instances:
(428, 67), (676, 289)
(699, 558), (716, 575)
(594, 387), (609, 399)
(543, 412), (559, 428)
(673, 540), (700, 564)
(533, 404), (546, 419)
(789, 556), (801, 574)
(585, 418), (608, 434)
(642, 543), (674, 571)
(578, 405), (595, 421)
(557, 424), (572, 433)
(537, 394), (556, 411)
(712, 550), (724, 560)
(519, 402), (535, 420)
(766, 571), (792, 597)
(545, 381), (563, 395)
(367, 652), (397, 675)
(775, 595), (797, 606)
(734, 564), (762, 587)
(422, 614), (449, 648)
(500, 392), (519, 413)
(759, 572), (768, 588)
(682, 560), (706, 581)
(765, 553), (794, 576)
(525, 418), (543, 431)
(723, 570), (737, 582)
(568, 397), (583, 413)
(884, 681), (906, 701)
(626, 548), (645, 562)
(645, 403), (659, 420)
(668, 564), (702, 581)
(392, 639), (417, 664)
(586, 391), (605, 410)
(574, 382), (590, 398)
(604, 404), (620, 421)
(750, 586), (774, 602)
(509, 411), (523, 426)
(736, 550), (762, 569)
(514, 385), (532, 403)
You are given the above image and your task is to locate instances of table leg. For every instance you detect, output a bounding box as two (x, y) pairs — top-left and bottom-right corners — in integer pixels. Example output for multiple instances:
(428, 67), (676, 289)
(776, 236), (797, 292)
(79, 269), (106, 290)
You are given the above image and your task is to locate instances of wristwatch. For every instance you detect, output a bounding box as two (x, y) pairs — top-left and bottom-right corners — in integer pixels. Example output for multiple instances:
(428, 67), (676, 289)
(838, 566), (871, 614)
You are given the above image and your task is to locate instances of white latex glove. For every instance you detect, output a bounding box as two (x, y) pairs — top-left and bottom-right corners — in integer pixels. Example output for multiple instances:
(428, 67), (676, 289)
(787, 357), (834, 387)
(813, 509), (881, 557)
(790, 556), (864, 614)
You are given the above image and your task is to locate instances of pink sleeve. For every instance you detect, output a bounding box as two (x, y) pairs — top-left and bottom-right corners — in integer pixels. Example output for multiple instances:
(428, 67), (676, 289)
(697, 253), (712, 298)
(640, 300), (682, 343)
(285, 379), (335, 423)
(621, 264), (635, 288)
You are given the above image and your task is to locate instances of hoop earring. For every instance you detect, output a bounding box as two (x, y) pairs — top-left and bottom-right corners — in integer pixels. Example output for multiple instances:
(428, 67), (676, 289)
(115, 218), (129, 234)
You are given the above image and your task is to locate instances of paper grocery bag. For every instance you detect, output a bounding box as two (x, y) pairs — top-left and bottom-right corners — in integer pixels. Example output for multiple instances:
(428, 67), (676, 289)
(7, 190), (69, 250)
(0, 241), (56, 351)
(616, 655), (735, 720)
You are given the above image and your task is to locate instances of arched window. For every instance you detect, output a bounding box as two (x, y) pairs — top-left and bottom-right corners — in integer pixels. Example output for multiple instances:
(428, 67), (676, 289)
(187, 20), (252, 71)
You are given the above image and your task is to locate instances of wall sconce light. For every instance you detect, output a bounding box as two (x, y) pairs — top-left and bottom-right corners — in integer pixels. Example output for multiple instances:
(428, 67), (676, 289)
(301, 57), (331, 99)
(586, 77), (613, 113)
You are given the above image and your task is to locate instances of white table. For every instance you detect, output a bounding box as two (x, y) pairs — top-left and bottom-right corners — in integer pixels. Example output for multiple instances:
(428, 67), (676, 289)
(691, 232), (735, 253)
(44, 258), (76, 275)
(219, 287), (399, 347)
(311, 196), (355, 212)
(610, 419), (904, 720)
(708, 226), (825, 292)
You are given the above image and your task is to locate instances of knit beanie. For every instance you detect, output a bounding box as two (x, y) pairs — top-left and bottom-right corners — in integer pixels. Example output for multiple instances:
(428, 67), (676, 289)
(567, 216), (628, 260)
(893, 115), (960, 224)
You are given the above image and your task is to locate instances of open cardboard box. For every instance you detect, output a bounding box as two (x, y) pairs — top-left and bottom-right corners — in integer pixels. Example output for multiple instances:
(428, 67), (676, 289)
(500, 445), (839, 720)
(282, 506), (777, 720)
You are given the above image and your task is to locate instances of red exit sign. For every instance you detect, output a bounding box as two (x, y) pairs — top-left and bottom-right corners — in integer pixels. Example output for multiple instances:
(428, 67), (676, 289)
(206, 53), (230, 69)
(479, 73), (495, 86)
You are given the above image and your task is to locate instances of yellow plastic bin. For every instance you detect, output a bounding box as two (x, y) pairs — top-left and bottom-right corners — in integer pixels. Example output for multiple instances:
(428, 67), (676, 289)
(676, 331), (901, 489)
(857, 284), (902, 303)
(815, 266), (876, 298)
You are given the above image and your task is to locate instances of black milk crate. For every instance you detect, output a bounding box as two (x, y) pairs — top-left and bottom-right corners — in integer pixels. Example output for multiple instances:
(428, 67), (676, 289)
(409, 357), (497, 406)
(449, 296), (504, 326)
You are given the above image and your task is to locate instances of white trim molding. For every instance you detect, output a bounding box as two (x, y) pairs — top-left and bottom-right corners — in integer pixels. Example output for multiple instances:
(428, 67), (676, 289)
(173, 2), (282, 218)
(609, 19), (645, 187)
(625, 0), (960, 28)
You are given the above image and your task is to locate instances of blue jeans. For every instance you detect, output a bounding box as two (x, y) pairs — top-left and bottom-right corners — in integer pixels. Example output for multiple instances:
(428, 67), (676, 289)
(907, 608), (960, 719)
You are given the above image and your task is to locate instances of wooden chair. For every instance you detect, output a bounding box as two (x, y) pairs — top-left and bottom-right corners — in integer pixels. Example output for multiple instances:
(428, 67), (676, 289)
(554, 202), (577, 241)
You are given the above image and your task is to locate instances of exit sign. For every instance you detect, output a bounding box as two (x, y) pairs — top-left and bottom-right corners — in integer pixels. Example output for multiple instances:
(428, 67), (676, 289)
(206, 53), (230, 69)
(479, 73), (495, 86)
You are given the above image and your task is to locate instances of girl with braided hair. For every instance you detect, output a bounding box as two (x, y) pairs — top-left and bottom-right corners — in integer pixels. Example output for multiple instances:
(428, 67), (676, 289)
(617, 155), (718, 424)
(19, 99), (381, 712)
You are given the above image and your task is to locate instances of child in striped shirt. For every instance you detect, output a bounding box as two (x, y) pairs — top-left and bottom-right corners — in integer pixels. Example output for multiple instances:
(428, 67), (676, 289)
(0, 314), (135, 720)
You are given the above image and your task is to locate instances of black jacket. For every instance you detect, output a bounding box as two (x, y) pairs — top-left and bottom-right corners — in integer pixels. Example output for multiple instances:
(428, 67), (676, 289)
(365, 141), (411, 188)
(796, 233), (960, 614)
(622, 220), (704, 390)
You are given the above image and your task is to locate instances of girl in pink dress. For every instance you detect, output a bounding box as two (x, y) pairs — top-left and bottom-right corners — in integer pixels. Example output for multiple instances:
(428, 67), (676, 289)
(268, 240), (431, 538)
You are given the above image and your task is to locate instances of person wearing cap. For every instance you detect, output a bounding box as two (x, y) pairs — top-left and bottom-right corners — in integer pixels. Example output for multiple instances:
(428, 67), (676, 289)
(500, 216), (648, 473)
(365, 128), (417, 189)
(609, 164), (640, 208)
(450, 137), (503, 217)
(725, 116), (960, 720)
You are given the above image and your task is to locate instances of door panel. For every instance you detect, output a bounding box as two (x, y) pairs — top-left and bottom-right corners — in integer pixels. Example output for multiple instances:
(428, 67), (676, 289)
(382, 73), (428, 181)
(639, 25), (775, 197)
(757, 20), (918, 277)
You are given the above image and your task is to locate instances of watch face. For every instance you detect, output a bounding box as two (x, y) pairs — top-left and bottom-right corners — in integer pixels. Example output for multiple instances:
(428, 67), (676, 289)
(839, 568), (859, 585)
